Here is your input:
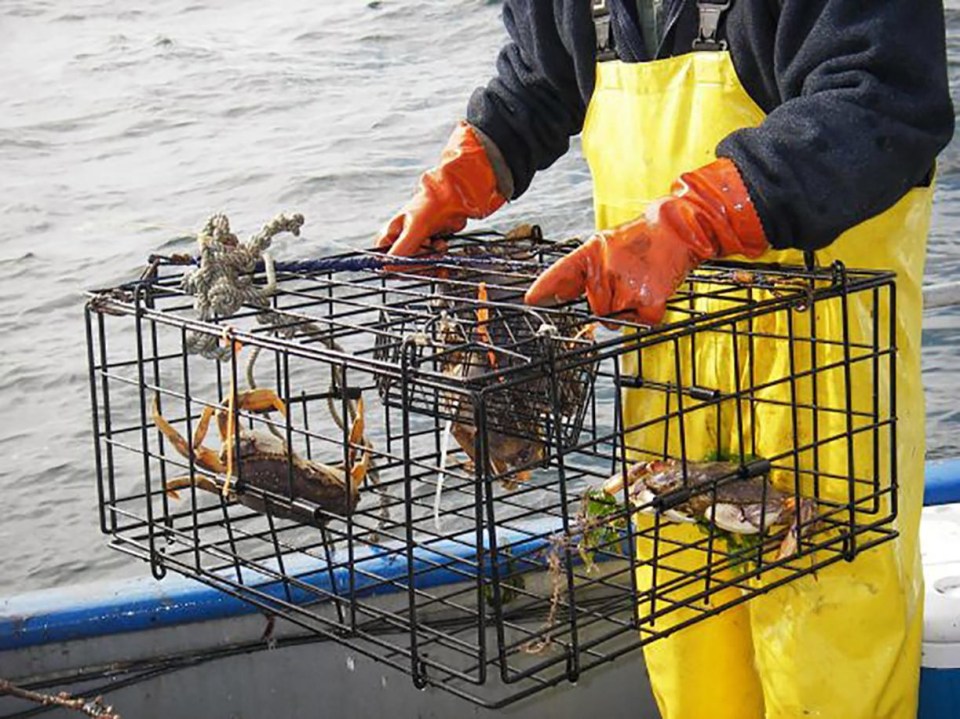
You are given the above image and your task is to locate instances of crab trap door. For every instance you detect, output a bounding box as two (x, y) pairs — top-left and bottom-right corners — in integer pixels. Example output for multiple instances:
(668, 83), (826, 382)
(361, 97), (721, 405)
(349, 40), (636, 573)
(597, 260), (899, 638)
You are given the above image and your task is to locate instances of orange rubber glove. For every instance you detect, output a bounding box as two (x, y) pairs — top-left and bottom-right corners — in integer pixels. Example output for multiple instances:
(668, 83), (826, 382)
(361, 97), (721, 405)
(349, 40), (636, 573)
(524, 158), (769, 325)
(375, 121), (507, 257)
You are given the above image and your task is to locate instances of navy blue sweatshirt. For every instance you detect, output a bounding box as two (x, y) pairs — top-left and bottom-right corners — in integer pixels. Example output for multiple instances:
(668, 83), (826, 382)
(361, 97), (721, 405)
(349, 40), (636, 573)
(466, 0), (955, 251)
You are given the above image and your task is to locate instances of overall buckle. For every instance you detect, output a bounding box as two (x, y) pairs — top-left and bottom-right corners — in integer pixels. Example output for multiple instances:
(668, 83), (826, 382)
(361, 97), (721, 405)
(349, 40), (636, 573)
(692, 0), (731, 51)
(592, 0), (617, 61)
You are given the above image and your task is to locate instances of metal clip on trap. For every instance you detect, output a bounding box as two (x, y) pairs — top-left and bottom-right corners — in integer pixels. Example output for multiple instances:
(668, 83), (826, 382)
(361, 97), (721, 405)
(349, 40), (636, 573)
(85, 220), (898, 708)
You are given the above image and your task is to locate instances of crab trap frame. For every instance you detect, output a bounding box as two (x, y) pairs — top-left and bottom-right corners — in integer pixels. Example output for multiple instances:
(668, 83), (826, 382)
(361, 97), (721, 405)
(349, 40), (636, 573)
(84, 224), (899, 708)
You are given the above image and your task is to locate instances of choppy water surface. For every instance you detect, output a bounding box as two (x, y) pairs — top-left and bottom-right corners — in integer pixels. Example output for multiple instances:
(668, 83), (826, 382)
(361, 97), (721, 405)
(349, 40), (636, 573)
(0, 0), (958, 593)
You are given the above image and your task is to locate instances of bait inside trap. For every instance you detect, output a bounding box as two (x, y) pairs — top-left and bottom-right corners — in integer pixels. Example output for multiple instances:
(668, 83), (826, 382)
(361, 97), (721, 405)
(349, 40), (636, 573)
(85, 224), (899, 707)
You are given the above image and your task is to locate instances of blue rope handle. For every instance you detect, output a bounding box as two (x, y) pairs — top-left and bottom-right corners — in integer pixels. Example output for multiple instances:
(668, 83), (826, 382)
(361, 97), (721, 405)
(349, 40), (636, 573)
(262, 252), (541, 274)
(130, 250), (546, 289)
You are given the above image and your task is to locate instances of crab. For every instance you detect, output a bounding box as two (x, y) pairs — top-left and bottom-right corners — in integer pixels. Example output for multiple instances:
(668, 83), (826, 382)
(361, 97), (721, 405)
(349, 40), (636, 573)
(427, 235), (597, 490)
(153, 388), (369, 522)
(602, 459), (817, 560)
(438, 282), (547, 489)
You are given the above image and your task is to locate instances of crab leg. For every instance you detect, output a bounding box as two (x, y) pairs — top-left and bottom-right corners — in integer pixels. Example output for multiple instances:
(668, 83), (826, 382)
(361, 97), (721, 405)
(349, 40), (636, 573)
(193, 404), (217, 446)
(347, 397), (370, 491)
(474, 282), (499, 370)
(152, 395), (225, 474)
(222, 387), (237, 497)
(165, 475), (222, 500)
(571, 323), (597, 344)
(216, 387), (290, 440)
(236, 388), (290, 415)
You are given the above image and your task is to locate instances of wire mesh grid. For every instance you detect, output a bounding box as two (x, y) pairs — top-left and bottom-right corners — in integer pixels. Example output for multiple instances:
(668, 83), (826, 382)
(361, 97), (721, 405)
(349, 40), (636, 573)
(84, 229), (899, 707)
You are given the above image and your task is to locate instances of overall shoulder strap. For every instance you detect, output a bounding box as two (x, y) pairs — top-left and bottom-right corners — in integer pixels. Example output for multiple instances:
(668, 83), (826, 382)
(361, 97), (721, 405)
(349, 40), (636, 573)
(593, 1), (733, 59)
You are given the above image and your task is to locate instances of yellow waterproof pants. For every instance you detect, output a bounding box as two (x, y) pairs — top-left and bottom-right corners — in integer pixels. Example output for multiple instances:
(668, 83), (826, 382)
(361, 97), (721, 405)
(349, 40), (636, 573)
(581, 51), (931, 719)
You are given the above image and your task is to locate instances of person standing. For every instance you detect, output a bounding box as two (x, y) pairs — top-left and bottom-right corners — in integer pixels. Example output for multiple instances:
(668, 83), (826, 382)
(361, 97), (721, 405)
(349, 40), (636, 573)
(377, 2), (955, 717)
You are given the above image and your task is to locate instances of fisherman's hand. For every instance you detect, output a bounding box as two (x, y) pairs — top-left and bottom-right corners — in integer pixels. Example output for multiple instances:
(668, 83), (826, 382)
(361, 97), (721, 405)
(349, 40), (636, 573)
(375, 121), (508, 257)
(524, 158), (769, 325)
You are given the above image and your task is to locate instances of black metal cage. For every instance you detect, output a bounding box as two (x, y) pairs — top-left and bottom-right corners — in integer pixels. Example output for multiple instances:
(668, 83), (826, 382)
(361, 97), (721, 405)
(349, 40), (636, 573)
(84, 227), (898, 707)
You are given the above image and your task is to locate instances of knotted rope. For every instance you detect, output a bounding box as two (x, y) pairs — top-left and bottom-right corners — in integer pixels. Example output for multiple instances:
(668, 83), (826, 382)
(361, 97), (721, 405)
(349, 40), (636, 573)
(181, 212), (305, 360)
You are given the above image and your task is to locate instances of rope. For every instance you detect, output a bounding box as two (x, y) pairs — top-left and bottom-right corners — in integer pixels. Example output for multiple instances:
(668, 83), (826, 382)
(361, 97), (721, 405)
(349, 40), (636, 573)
(0, 678), (120, 719)
(180, 213), (305, 360)
(133, 214), (543, 361)
(150, 248), (540, 279)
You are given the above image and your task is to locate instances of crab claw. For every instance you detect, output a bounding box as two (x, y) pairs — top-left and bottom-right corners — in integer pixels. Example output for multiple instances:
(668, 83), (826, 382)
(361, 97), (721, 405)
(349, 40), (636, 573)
(776, 497), (817, 560)
(602, 474), (626, 497)
(152, 394), (224, 476)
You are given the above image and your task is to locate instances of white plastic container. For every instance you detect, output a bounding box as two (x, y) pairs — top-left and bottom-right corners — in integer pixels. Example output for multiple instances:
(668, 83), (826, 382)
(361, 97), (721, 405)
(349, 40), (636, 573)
(919, 503), (960, 718)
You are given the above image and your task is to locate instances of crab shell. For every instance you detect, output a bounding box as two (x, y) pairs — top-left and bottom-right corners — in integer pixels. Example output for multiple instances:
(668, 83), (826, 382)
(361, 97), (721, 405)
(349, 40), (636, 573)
(224, 430), (360, 521)
(449, 419), (545, 483)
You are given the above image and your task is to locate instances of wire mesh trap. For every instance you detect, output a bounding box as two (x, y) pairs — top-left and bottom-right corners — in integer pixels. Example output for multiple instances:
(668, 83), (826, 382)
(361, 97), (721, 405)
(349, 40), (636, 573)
(373, 226), (599, 482)
(84, 221), (899, 707)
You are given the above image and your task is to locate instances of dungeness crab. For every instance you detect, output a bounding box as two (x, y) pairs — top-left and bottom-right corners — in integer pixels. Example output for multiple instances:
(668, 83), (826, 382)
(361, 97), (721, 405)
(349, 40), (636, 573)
(153, 388), (369, 522)
(438, 281), (595, 490)
(602, 459), (817, 559)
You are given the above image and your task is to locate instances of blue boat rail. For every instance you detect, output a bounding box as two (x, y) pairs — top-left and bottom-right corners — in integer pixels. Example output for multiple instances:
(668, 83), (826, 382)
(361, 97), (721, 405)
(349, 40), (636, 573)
(8, 453), (960, 649)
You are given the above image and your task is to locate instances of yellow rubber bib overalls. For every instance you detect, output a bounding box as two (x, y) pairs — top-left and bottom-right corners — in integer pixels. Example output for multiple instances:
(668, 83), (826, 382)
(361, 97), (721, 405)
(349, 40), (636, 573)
(582, 3), (932, 718)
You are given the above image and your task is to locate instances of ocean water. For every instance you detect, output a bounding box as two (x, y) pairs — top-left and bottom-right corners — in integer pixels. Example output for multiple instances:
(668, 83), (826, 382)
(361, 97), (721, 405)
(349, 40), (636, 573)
(0, 0), (957, 594)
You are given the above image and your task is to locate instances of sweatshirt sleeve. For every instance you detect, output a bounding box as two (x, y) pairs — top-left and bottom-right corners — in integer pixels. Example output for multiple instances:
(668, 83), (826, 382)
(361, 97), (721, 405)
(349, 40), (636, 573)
(465, 0), (596, 198)
(717, 0), (955, 251)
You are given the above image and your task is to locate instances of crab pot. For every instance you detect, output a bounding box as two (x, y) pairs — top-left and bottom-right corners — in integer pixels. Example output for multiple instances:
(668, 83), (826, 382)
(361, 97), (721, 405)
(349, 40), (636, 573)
(84, 229), (898, 708)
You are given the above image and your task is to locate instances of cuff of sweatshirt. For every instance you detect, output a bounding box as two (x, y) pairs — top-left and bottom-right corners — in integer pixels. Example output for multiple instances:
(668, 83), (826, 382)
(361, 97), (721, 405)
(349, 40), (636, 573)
(471, 124), (515, 201)
(716, 145), (786, 251)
